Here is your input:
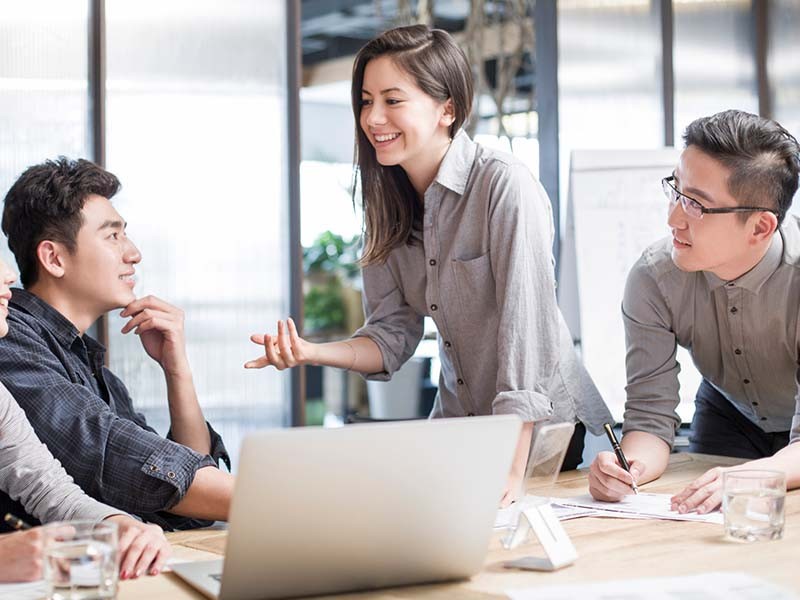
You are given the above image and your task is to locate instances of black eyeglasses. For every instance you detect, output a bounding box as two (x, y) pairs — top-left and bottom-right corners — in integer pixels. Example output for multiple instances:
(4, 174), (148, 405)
(662, 176), (777, 220)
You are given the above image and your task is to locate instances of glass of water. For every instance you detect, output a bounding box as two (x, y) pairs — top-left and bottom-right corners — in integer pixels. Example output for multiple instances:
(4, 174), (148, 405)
(722, 470), (786, 542)
(43, 520), (119, 600)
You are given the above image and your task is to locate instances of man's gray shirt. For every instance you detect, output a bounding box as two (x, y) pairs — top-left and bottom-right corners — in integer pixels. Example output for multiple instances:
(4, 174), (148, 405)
(353, 130), (612, 433)
(622, 215), (800, 447)
(0, 382), (124, 524)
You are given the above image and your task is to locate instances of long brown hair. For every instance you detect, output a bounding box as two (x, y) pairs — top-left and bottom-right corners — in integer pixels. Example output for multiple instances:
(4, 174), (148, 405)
(351, 25), (473, 265)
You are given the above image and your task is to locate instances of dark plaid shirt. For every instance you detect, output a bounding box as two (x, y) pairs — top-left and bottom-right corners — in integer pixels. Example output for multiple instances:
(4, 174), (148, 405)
(0, 288), (230, 531)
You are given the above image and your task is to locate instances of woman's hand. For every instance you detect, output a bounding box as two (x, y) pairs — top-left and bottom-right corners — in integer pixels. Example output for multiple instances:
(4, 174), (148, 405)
(245, 318), (318, 370)
(106, 515), (171, 579)
(0, 528), (44, 582)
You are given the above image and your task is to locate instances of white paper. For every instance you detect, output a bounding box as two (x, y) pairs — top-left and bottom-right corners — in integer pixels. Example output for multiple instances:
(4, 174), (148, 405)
(495, 496), (598, 529)
(0, 580), (46, 600)
(554, 493), (723, 524)
(506, 571), (797, 600)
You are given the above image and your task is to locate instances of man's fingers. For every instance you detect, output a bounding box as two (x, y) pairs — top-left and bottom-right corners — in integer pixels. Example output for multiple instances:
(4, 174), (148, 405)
(589, 456), (636, 501)
(696, 488), (724, 514)
(250, 333), (266, 344)
(675, 485), (714, 513)
(121, 309), (174, 334)
(671, 468), (722, 508)
(133, 317), (175, 336)
(121, 295), (179, 317)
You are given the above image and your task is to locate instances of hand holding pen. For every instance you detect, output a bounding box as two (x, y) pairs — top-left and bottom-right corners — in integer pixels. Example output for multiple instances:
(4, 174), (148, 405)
(587, 424), (645, 502)
(603, 424), (639, 494)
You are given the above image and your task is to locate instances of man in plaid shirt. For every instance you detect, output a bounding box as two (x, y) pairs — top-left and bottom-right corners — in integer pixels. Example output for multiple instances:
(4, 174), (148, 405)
(0, 157), (234, 530)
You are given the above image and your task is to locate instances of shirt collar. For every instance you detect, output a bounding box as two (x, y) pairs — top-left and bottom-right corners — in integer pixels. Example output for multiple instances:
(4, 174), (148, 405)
(9, 288), (100, 350)
(433, 129), (477, 196)
(703, 232), (784, 293)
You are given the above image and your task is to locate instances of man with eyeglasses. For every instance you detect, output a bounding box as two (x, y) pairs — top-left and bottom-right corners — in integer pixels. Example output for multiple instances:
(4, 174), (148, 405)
(589, 109), (800, 513)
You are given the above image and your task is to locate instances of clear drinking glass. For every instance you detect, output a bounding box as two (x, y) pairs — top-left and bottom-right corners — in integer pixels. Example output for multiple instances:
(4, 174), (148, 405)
(43, 520), (119, 600)
(722, 470), (786, 542)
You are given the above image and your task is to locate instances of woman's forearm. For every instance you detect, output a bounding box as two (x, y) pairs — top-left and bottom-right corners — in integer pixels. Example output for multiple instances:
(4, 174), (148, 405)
(313, 337), (384, 373)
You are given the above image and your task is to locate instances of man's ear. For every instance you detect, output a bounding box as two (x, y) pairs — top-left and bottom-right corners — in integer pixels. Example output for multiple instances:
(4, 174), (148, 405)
(750, 211), (779, 244)
(440, 98), (456, 128)
(35, 240), (67, 279)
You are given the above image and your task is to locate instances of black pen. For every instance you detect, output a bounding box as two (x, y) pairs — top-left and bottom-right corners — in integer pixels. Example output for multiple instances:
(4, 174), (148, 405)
(4, 512), (32, 530)
(603, 423), (639, 495)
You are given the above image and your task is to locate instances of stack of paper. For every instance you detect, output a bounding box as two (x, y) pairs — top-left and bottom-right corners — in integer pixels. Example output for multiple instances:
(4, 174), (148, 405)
(495, 492), (722, 529)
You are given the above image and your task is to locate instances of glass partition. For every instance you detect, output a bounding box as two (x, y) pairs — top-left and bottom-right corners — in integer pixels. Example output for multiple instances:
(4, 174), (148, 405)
(105, 0), (289, 467)
(0, 0), (90, 266)
(673, 0), (757, 142)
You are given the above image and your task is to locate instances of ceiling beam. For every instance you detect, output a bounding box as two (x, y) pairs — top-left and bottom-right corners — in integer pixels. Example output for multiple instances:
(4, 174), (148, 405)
(303, 18), (534, 87)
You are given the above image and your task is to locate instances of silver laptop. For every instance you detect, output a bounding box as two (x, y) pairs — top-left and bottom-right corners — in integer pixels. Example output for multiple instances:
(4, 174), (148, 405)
(172, 415), (520, 599)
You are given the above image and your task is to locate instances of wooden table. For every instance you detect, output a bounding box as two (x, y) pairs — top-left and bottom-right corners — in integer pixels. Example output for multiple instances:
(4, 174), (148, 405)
(119, 453), (799, 599)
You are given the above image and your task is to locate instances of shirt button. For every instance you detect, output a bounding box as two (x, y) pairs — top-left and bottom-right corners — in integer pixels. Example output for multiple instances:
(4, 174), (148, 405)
(429, 259), (437, 266)
(444, 341), (451, 348)
(734, 348), (742, 355)
(167, 471), (176, 479)
(730, 307), (738, 314)
(743, 379), (750, 384)
(431, 304), (438, 311)
(457, 378), (464, 385)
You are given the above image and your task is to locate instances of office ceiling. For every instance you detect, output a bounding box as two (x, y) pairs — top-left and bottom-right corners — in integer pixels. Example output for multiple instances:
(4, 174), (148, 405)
(301, 0), (470, 67)
(300, 0), (536, 97)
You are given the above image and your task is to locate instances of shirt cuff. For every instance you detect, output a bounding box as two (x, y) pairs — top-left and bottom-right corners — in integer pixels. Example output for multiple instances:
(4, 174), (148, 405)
(351, 330), (393, 381)
(492, 390), (552, 422)
(166, 421), (231, 472)
(139, 442), (216, 510)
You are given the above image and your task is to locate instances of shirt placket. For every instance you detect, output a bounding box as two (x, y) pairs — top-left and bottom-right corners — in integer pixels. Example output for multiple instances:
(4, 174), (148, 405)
(726, 283), (763, 424)
(423, 187), (475, 417)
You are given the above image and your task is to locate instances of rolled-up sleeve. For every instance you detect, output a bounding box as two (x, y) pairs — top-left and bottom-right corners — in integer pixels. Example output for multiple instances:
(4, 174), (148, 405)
(0, 325), (218, 517)
(352, 260), (424, 381)
(620, 256), (682, 447)
(487, 163), (558, 422)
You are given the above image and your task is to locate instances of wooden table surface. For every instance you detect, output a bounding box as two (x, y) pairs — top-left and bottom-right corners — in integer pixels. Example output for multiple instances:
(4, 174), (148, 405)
(119, 453), (799, 599)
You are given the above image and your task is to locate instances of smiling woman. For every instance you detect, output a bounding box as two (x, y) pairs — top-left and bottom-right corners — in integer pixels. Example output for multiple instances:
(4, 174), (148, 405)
(248, 24), (613, 507)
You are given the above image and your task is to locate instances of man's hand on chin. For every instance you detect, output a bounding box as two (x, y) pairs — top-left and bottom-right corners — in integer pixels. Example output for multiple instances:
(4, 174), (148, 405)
(119, 295), (190, 375)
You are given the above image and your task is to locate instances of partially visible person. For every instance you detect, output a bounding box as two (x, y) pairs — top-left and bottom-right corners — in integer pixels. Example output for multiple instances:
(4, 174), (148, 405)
(0, 157), (234, 531)
(588, 110), (800, 510)
(0, 254), (170, 582)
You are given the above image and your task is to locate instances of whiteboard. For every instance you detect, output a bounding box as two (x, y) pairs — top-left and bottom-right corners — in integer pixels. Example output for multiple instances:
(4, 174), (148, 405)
(559, 148), (701, 423)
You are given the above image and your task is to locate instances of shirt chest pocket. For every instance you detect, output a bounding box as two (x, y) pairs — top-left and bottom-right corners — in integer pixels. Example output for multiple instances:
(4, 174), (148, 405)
(451, 252), (496, 325)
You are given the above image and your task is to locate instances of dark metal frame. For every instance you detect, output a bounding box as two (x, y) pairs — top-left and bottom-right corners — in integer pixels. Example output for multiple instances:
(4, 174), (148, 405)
(753, 0), (771, 118)
(534, 0), (560, 274)
(286, 0), (305, 427)
(89, 0), (109, 353)
(659, 0), (675, 147)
